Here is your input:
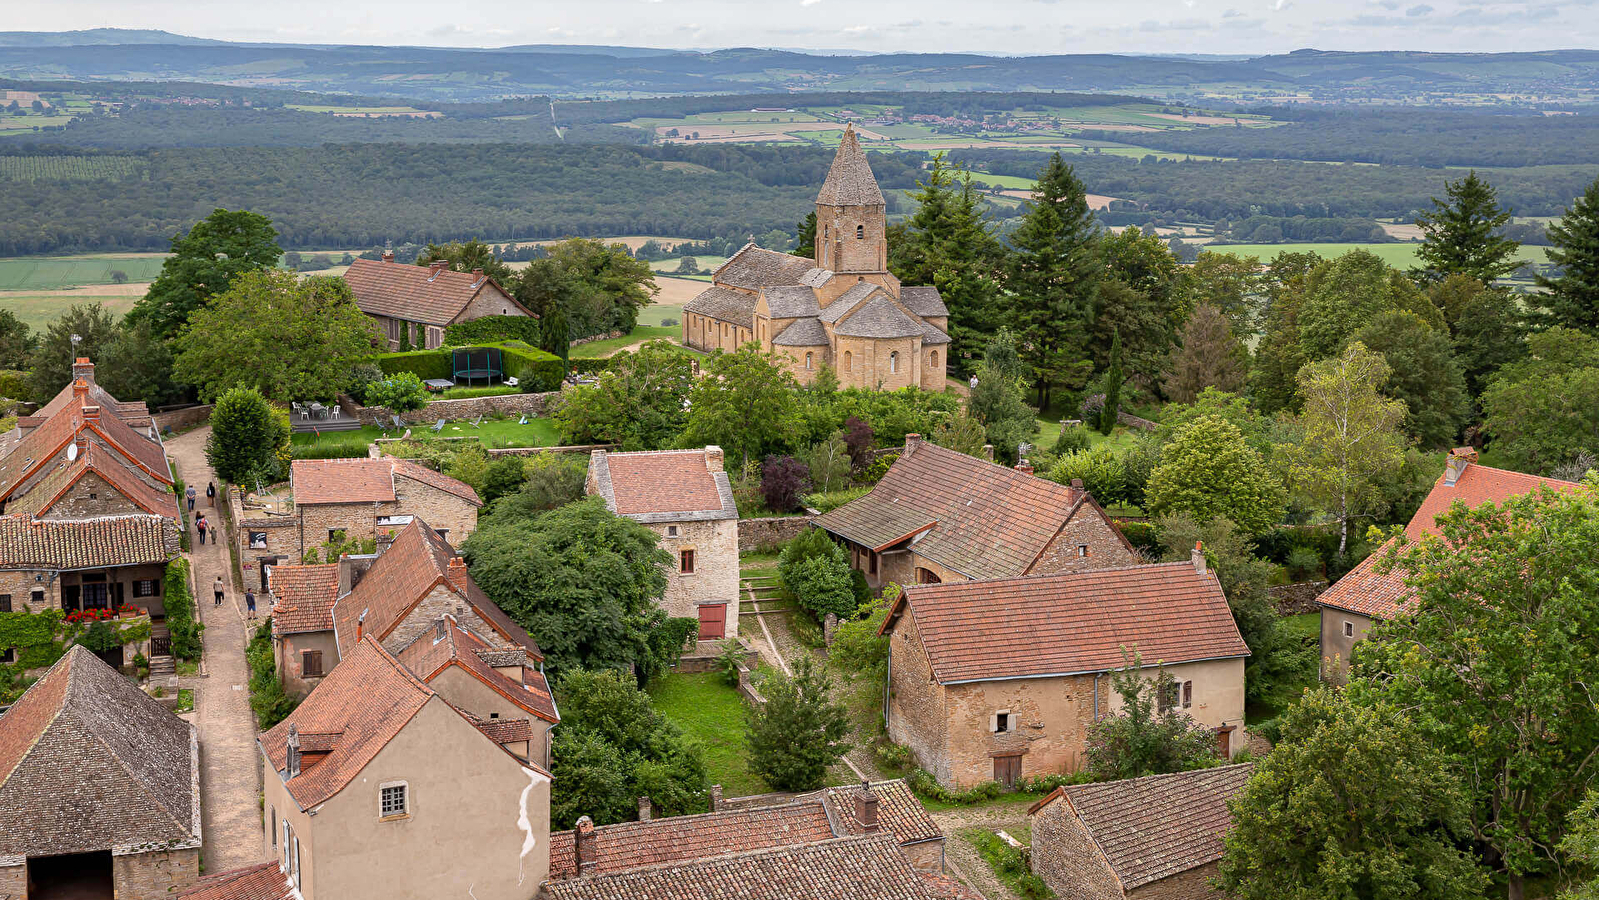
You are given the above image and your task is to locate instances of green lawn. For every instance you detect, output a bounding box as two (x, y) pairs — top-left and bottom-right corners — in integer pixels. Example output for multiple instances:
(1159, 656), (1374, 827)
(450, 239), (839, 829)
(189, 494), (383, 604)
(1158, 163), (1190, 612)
(291, 416), (562, 452)
(648, 672), (768, 798)
(1282, 612), (1321, 643)
(1032, 417), (1144, 456)
(569, 325), (678, 359)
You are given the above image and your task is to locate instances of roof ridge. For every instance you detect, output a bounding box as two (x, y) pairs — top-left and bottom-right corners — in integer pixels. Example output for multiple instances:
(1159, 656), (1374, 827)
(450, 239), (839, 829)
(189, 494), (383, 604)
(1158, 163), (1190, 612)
(72, 705), (194, 840)
(0, 650), (74, 792)
(910, 559), (1196, 592)
(1457, 463), (1578, 485)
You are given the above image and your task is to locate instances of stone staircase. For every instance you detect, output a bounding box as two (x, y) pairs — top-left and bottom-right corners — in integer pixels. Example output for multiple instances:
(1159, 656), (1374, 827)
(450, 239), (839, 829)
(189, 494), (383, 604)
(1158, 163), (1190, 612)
(149, 655), (176, 677)
(739, 574), (790, 616)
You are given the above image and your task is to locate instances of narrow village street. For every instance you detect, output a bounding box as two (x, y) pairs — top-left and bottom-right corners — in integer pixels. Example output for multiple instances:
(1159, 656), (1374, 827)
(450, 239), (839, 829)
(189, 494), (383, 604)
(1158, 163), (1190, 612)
(168, 426), (267, 873)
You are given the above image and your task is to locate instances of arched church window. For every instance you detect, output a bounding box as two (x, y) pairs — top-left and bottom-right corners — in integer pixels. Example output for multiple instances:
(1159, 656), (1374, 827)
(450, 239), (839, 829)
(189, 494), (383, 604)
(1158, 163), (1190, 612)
(843, 351), (853, 371)
(890, 351), (899, 374)
(856, 224), (865, 239)
(930, 349), (939, 369)
(805, 352), (814, 370)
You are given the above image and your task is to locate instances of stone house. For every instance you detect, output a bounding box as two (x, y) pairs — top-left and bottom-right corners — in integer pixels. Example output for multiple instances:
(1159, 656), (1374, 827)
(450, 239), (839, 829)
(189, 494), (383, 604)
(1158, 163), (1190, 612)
(344, 256), (533, 351)
(1317, 447), (1578, 676)
(683, 126), (950, 391)
(817, 434), (1137, 589)
(585, 446), (740, 640)
(879, 554), (1250, 789)
(0, 645), (202, 900)
(288, 456), (482, 559)
(253, 636), (553, 900)
(1028, 764), (1253, 900)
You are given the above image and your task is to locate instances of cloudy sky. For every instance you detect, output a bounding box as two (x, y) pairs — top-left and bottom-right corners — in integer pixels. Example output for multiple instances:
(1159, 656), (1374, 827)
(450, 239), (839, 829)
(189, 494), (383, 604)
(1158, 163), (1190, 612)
(24, 0), (1598, 55)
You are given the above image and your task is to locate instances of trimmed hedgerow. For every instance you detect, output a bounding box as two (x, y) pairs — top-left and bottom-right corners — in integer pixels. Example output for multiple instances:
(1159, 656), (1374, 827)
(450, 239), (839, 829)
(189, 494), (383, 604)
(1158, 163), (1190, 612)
(370, 349), (451, 381)
(444, 315), (542, 348)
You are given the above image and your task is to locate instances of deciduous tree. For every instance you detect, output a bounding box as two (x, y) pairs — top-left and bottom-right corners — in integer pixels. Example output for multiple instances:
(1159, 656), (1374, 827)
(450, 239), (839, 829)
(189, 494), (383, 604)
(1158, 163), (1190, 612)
(745, 656), (851, 791)
(1084, 654), (1219, 781)
(553, 341), (695, 450)
(205, 387), (290, 485)
(415, 238), (517, 285)
(681, 346), (800, 470)
(1353, 311), (1469, 449)
(1145, 415), (1286, 534)
(1480, 327), (1599, 474)
(27, 302), (118, 401)
(127, 208), (283, 340)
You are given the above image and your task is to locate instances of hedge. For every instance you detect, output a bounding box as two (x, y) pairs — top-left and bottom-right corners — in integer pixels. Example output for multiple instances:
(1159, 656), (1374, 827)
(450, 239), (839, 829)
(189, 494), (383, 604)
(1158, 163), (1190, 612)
(370, 349), (451, 381)
(568, 358), (612, 376)
(163, 558), (204, 660)
(368, 343), (563, 393)
(444, 315), (541, 348)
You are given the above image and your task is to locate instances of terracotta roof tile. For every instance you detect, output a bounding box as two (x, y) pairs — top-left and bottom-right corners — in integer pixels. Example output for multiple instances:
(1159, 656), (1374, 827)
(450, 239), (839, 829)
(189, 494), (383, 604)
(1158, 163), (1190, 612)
(391, 457), (482, 506)
(712, 245), (817, 293)
(0, 514), (179, 570)
(0, 646), (199, 857)
(1315, 540), (1414, 619)
(396, 616), (558, 723)
(817, 126), (886, 207)
(7, 440), (179, 519)
(470, 715), (534, 745)
(818, 441), (1121, 580)
(823, 780), (942, 845)
(545, 834), (936, 900)
(889, 562), (1250, 684)
(176, 862), (294, 900)
(1043, 764), (1253, 890)
(548, 801), (838, 879)
(590, 449), (738, 520)
(0, 398), (169, 504)
(267, 564), (341, 635)
(684, 285), (757, 329)
(343, 258), (529, 327)
(291, 457), (395, 505)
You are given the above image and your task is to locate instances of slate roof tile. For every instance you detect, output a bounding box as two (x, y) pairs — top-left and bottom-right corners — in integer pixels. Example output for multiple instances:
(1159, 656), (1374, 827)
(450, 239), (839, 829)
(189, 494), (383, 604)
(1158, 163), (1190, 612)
(773, 317), (830, 347)
(684, 285), (757, 329)
(711, 245), (816, 293)
(764, 285), (820, 319)
(816, 126), (886, 207)
(899, 285), (949, 318)
(833, 296), (925, 339)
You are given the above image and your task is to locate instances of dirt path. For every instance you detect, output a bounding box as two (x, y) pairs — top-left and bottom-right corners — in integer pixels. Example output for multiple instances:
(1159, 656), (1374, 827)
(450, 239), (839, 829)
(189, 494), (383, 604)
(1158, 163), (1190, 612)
(929, 806), (1040, 900)
(166, 427), (267, 873)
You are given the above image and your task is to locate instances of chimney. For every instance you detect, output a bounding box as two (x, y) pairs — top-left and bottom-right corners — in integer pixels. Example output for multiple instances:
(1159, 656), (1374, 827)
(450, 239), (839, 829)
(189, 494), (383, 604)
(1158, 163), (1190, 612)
(982, 444), (994, 462)
(435, 617), (448, 643)
(447, 557), (471, 594)
(356, 609), (367, 643)
(286, 724), (302, 778)
(855, 781), (880, 832)
(430, 260), (448, 274)
(1192, 541), (1207, 577)
(382, 240), (394, 263)
(1071, 477), (1085, 495)
(1444, 447), (1477, 487)
(704, 445), (724, 472)
(471, 267), (484, 283)
(1015, 459), (1034, 476)
(80, 405), (99, 422)
(71, 377), (89, 402)
(574, 816), (597, 876)
(71, 358), (95, 385)
(904, 433), (922, 456)
(637, 796), (652, 822)
(337, 554), (354, 596)
(709, 784), (724, 812)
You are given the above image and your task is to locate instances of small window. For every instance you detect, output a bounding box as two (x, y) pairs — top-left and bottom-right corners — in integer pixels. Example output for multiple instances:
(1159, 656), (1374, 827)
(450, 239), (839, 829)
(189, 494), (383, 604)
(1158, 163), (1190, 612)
(270, 808), (277, 846)
(1343, 621), (1355, 637)
(88, 492), (97, 500)
(132, 580), (159, 598)
(680, 549), (696, 574)
(856, 224), (865, 239)
(1077, 544), (1089, 558)
(302, 650), (324, 678)
(1158, 681), (1181, 714)
(868, 550), (878, 575)
(805, 352), (813, 370)
(843, 350), (853, 372)
(328, 529), (346, 544)
(889, 351), (899, 374)
(30, 590), (43, 606)
(930, 349), (938, 368)
(1182, 681), (1193, 709)
(994, 711), (1011, 733)
(666, 525), (679, 538)
(381, 783), (409, 818)
(435, 529), (449, 540)
(0, 594), (10, 613)
(0, 648), (13, 663)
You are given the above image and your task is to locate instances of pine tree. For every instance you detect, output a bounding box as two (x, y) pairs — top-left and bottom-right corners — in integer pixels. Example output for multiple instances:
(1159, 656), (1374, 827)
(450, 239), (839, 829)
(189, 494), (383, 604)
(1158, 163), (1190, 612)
(1536, 176), (1599, 334)
(791, 211), (816, 259)
(891, 155), (1001, 368)
(1163, 304), (1247, 403)
(1006, 153), (1100, 409)
(1414, 170), (1522, 284)
(1098, 329), (1123, 435)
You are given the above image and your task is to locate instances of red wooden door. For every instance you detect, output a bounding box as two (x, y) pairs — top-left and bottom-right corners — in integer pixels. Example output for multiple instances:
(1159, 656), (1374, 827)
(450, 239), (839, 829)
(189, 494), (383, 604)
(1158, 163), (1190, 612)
(1216, 727), (1235, 759)
(993, 755), (1022, 789)
(697, 603), (726, 640)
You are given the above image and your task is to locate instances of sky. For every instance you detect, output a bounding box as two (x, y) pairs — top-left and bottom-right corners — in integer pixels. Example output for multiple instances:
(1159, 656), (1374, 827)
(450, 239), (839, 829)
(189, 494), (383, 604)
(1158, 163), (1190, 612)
(24, 0), (1599, 56)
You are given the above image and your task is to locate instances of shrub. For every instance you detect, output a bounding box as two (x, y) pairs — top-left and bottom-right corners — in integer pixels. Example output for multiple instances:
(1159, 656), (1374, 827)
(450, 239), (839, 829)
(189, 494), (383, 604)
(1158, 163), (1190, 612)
(444, 315), (541, 348)
(568, 358), (612, 376)
(906, 769), (1005, 804)
(370, 349), (451, 380)
(760, 455), (811, 513)
(206, 387), (290, 484)
(859, 451), (897, 483)
(745, 656), (851, 791)
(495, 342), (565, 392)
(1047, 446), (1128, 507)
(342, 362), (384, 403)
(163, 558), (203, 661)
(714, 638), (746, 687)
(247, 618), (298, 728)
(0, 369), (26, 400)
(660, 317), (678, 327)
(779, 528), (857, 620)
(364, 370), (429, 415)
(1053, 423), (1092, 454)
(843, 416), (876, 470)
(1116, 521), (1159, 553)
(800, 486), (871, 514)
(291, 435), (373, 460)
(875, 741), (913, 775)
(1286, 546), (1324, 580)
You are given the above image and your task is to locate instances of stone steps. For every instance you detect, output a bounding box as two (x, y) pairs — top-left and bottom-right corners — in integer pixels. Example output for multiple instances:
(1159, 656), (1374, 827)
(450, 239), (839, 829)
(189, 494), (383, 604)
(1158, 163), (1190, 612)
(149, 655), (176, 676)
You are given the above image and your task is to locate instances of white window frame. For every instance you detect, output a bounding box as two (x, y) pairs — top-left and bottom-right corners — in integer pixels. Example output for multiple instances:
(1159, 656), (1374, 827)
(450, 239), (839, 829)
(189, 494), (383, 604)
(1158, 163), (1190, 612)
(991, 709), (1012, 734)
(1344, 620), (1355, 637)
(379, 781), (410, 819)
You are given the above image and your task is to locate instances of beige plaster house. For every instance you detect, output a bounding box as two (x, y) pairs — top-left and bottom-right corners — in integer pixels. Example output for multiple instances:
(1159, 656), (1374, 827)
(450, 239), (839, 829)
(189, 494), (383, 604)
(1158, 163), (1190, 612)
(344, 256), (533, 351)
(586, 446), (740, 640)
(1028, 764), (1253, 900)
(288, 456), (482, 559)
(683, 126), (950, 390)
(879, 554), (1250, 789)
(817, 434), (1136, 589)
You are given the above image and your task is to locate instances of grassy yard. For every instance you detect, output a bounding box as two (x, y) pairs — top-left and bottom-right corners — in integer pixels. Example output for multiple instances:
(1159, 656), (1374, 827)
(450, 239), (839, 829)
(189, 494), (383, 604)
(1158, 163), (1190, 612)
(1032, 416), (1145, 456)
(1281, 611), (1321, 643)
(648, 672), (768, 798)
(569, 325), (679, 359)
(290, 416), (562, 455)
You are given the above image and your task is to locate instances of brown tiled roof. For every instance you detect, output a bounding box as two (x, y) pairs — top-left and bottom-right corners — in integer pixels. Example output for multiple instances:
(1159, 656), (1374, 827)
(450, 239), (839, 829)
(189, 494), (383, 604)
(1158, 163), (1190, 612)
(684, 285), (757, 329)
(544, 834), (936, 900)
(712, 245), (817, 293)
(0, 645), (199, 857)
(547, 801), (838, 879)
(921, 873), (983, 900)
(590, 449), (737, 520)
(176, 862), (293, 900)
(1315, 539), (1413, 619)
(823, 780), (942, 845)
(0, 514), (179, 570)
(816, 126), (886, 207)
(343, 258), (529, 326)
(291, 457), (395, 505)
(268, 564), (341, 635)
(1034, 764), (1254, 891)
(7, 440), (179, 519)
(392, 457), (482, 506)
(470, 715), (534, 745)
(38, 375), (150, 427)
(833, 296), (925, 339)
(899, 286), (949, 318)
(818, 440), (1123, 580)
(0, 398), (169, 504)
(885, 562), (1249, 684)
(396, 616), (558, 723)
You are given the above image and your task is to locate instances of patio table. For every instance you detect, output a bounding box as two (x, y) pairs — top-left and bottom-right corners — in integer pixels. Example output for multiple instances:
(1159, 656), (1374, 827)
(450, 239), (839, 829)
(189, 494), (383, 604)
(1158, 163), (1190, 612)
(424, 379), (455, 392)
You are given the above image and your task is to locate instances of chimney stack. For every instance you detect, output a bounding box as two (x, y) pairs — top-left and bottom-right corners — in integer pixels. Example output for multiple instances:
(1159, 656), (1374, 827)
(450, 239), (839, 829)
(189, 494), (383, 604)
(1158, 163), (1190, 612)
(709, 784), (724, 812)
(435, 617), (448, 643)
(80, 405), (99, 422)
(382, 240), (395, 263)
(1015, 459), (1034, 476)
(471, 267), (484, 282)
(430, 260), (448, 275)
(1444, 447), (1477, 487)
(704, 445), (724, 472)
(71, 377), (89, 402)
(286, 724), (302, 778)
(337, 554), (354, 596)
(447, 557), (471, 594)
(637, 796), (652, 822)
(855, 781), (880, 832)
(982, 444), (994, 461)
(904, 433), (922, 456)
(71, 358), (95, 385)
(1192, 541), (1207, 577)
(574, 816), (597, 876)
(356, 609), (367, 643)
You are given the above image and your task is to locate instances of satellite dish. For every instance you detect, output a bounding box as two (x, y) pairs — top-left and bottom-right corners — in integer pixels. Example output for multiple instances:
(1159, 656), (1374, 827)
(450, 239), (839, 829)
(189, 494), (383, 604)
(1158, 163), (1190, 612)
(65, 443), (77, 462)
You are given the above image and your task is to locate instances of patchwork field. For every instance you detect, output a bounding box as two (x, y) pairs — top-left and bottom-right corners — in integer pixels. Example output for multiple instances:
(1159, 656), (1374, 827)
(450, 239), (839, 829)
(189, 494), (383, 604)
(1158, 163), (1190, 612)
(1201, 242), (1551, 268)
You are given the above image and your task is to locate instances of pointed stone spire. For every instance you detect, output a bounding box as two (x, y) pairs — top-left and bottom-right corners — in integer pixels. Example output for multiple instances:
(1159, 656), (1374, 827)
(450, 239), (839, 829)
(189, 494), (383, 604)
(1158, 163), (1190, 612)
(817, 124), (884, 207)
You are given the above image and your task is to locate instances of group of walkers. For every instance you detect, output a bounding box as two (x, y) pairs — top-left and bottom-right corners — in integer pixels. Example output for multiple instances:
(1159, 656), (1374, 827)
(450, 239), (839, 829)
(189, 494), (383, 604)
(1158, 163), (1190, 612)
(186, 479), (256, 620)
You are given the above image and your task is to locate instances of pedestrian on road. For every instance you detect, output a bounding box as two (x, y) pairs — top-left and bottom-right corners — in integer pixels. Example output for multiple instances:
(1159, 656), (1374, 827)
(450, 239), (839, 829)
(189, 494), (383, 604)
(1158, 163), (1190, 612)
(186, 485), (196, 511)
(214, 575), (224, 607)
(206, 481), (216, 507)
(245, 590), (257, 620)
(196, 514), (208, 546)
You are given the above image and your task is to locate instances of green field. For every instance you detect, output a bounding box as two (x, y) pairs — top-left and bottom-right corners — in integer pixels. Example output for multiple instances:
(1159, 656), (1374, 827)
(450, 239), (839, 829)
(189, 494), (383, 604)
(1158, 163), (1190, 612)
(0, 254), (168, 291)
(1201, 242), (1550, 267)
(0, 293), (139, 332)
(648, 255), (723, 279)
(0, 155), (145, 182)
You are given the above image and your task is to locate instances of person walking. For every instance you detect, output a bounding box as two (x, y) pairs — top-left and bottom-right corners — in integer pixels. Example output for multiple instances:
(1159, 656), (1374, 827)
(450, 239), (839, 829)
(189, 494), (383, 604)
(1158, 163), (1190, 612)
(196, 514), (208, 546)
(185, 484), (196, 512)
(213, 575), (225, 607)
(245, 590), (257, 620)
(205, 481), (216, 508)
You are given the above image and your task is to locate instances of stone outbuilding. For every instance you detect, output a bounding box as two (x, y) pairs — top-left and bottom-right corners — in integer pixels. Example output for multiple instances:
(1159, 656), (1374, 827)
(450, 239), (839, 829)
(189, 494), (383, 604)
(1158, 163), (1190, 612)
(344, 256), (533, 351)
(586, 446), (740, 640)
(817, 434), (1136, 589)
(1028, 764), (1253, 900)
(879, 555), (1250, 789)
(0, 645), (202, 900)
(683, 126), (950, 391)
(1316, 447), (1578, 677)
(288, 456), (482, 559)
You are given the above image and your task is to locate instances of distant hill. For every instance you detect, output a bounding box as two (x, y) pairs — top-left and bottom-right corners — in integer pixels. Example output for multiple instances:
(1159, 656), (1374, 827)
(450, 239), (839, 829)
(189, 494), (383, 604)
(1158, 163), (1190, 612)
(0, 29), (226, 47)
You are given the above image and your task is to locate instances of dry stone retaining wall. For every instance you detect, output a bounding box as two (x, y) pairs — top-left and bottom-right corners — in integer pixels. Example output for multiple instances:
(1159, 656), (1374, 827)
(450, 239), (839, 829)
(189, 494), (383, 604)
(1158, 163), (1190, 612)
(738, 515), (816, 553)
(1268, 581), (1329, 614)
(153, 404), (213, 432)
(339, 390), (559, 426)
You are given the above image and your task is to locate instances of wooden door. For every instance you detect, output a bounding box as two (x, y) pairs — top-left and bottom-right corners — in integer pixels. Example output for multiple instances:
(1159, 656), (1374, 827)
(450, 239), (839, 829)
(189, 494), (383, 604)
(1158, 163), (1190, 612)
(993, 754), (1022, 789)
(1216, 727), (1235, 759)
(697, 603), (726, 641)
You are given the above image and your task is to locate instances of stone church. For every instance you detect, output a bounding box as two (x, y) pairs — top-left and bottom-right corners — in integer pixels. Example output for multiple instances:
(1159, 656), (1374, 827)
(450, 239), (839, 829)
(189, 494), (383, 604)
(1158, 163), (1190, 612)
(682, 125), (950, 390)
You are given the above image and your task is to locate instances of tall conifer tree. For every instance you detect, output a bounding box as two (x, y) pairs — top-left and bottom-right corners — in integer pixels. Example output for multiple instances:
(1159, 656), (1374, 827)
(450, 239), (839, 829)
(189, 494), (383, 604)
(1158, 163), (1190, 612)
(1414, 170), (1522, 284)
(1536, 176), (1599, 334)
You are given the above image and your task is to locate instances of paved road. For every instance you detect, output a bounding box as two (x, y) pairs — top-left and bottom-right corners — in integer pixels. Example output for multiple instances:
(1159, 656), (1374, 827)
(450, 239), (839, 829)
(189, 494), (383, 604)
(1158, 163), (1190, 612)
(168, 426), (267, 874)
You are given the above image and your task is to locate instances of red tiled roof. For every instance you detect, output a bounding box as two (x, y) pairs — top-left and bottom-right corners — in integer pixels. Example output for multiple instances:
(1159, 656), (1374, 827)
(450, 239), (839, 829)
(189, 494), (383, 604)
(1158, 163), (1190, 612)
(291, 457), (395, 505)
(396, 616), (558, 723)
(921, 873), (983, 900)
(1033, 764), (1253, 891)
(267, 564), (341, 635)
(885, 562), (1249, 684)
(176, 862), (293, 900)
(548, 801), (839, 879)
(392, 457), (482, 506)
(0, 514), (179, 570)
(818, 440), (1126, 580)
(1315, 540), (1413, 619)
(343, 258), (530, 327)
(593, 449), (733, 517)
(469, 715), (534, 745)
(822, 780), (941, 845)
(7, 440), (178, 519)
(0, 397), (169, 503)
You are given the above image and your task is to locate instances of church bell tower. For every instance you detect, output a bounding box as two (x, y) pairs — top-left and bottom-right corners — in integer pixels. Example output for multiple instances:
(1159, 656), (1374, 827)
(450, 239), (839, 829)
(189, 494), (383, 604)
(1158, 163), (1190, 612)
(814, 125), (887, 275)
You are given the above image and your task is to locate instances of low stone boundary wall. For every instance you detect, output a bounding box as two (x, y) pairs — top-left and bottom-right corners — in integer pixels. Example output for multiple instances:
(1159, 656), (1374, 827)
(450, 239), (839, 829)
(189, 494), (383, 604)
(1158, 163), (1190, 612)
(339, 390), (560, 426)
(569, 329), (625, 348)
(1117, 411), (1158, 431)
(1269, 581), (1329, 614)
(369, 436), (615, 458)
(738, 515), (816, 553)
(154, 404), (212, 432)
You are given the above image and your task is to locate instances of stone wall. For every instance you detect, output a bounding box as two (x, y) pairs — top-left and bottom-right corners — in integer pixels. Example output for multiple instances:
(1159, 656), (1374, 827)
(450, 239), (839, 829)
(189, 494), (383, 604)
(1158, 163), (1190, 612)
(1030, 799), (1122, 900)
(112, 847), (202, 900)
(340, 390), (558, 427)
(1268, 581), (1328, 614)
(568, 329), (624, 348)
(153, 405), (213, 432)
(1030, 508), (1138, 575)
(0, 861), (26, 900)
(651, 516), (741, 638)
(886, 615), (952, 785)
(737, 515), (816, 553)
(1129, 863), (1225, 900)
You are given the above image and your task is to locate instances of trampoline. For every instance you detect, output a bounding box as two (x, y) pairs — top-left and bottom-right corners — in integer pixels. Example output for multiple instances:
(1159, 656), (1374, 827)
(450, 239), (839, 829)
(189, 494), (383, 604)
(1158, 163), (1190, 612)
(452, 347), (504, 387)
